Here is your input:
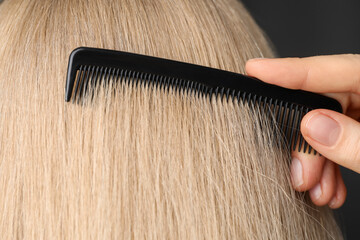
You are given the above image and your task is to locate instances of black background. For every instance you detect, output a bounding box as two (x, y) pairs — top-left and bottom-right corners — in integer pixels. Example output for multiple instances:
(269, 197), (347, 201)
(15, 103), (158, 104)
(240, 0), (360, 239)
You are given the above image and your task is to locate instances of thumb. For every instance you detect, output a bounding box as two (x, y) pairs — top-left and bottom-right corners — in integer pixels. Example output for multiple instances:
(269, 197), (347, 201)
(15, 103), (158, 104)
(301, 109), (360, 173)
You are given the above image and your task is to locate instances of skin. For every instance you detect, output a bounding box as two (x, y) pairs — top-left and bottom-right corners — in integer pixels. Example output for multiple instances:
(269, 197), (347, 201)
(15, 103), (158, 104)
(246, 54), (360, 208)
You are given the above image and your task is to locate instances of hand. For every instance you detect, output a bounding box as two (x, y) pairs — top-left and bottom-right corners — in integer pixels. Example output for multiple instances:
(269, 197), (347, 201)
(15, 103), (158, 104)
(246, 54), (360, 208)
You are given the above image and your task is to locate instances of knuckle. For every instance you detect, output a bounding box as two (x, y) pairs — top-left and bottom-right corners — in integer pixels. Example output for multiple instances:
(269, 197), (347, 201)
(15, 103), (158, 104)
(346, 54), (360, 94)
(352, 147), (360, 168)
(299, 61), (310, 90)
(342, 134), (360, 169)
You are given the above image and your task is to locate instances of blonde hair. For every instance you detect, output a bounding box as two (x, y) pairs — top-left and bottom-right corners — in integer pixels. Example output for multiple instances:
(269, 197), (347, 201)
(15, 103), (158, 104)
(0, 0), (342, 239)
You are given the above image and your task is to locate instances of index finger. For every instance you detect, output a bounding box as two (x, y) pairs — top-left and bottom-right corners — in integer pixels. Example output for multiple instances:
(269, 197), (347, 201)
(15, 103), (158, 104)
(245, 54), (360, 94)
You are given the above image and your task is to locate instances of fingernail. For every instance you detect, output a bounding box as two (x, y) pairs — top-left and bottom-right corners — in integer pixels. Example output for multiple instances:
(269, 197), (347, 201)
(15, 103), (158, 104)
(305, 113), (341, 146)
(291, 157), (303, 188)
(311, 183), (322, 200)
(329, 197), (337, 208)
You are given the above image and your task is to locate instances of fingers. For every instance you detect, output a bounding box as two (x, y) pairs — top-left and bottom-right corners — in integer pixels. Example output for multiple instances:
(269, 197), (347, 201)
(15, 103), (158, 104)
(309, 160), (336, 206)
(329, 166), (347, 209)
(246, 54), (360, 94)
(291, 156), (347, 208)
(301, 109), (360, 173)
(290, 151), (325, 191)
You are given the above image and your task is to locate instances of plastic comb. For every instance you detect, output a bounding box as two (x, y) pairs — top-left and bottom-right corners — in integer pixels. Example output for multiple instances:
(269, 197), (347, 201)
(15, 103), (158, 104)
(65, 47), (343, 154)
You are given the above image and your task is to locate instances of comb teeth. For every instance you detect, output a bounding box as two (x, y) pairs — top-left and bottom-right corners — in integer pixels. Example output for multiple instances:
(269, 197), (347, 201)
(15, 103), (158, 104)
(71, 65), (202, 100)
(69, 64), (318, 154)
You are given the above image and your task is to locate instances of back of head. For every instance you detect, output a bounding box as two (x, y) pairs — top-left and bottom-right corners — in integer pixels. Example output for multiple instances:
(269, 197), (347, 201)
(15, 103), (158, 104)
(0, 0), (342, 239)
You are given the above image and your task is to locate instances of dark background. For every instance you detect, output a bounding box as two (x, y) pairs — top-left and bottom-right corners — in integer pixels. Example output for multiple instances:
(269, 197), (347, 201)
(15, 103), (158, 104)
(240, 0), (360, 239)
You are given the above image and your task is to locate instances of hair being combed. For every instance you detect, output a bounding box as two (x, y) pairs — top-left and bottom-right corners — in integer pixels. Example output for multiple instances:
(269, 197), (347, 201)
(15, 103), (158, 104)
(0, 0), (342, 239)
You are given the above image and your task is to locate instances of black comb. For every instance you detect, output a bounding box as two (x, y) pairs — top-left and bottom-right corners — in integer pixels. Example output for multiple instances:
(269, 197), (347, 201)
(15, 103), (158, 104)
(65, 47), (343, 154)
